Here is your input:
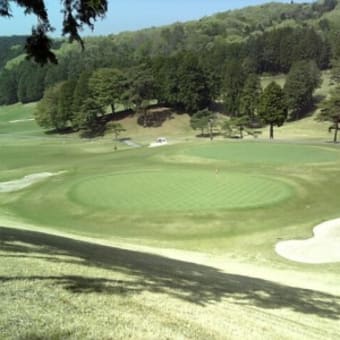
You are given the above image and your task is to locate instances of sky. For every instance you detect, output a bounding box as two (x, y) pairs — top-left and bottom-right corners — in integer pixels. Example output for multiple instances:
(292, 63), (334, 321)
(1, 0), (314, 37)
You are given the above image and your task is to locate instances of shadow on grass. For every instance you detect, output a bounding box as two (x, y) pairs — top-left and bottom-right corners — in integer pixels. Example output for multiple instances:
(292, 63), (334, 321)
(1, 226), (340, 319)
(19, 330), (73, 340)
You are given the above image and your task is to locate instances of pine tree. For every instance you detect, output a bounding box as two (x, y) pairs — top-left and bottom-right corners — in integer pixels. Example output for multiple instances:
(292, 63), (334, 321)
(239, 73), (262, 123)
(258, 82), (287, 139)
(222, 60), (245, 115)
(318, 88), (340, 143)
(284, 60), (320, 120)
(57, 80), (77, 129)
(176, 53), (212, 113)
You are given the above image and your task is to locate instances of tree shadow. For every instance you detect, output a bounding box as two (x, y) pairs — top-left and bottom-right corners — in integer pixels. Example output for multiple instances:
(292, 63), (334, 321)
(19, 329), (73, 340)
(1, 226), (340, 319)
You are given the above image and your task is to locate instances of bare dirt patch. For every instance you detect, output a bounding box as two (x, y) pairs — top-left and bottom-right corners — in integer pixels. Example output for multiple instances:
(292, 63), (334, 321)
(0, 172), (66, 193)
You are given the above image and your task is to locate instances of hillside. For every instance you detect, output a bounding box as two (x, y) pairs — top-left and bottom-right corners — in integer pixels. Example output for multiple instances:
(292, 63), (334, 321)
(0, 0), (339, 134)
(0, 36), (26, 70)
(1, 1), (338, 67)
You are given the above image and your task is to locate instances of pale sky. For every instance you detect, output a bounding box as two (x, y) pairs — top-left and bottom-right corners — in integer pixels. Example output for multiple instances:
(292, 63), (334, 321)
(1, 0), (314, 37)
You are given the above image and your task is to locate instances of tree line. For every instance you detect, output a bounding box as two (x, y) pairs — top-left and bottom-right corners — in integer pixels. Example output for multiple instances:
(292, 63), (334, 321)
(0, 23), (332, 107)
(33, 50), (323, 140)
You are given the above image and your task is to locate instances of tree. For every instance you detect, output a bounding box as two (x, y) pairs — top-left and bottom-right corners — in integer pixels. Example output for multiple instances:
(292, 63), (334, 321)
(152, 56), (179, 106)
(16, 62), (46, 103)
(228, 116), (248, 139)
(257, 82), (287, 139)
(34, 83), (62, 130)
(284, 60), (320, 120)
(78, 97), (104, 132)
(0, 69), (18, 105)
(35, 80), (78, 131)
(106, 122), (126, 150)
(222, 60), (245, 115)
(318, 89), (340, 143)
(239, 73), (262, 123)
(176, 53), (212, 113)
(0, 0), (108, 64)
(219, 118), (232, 138)
(72, 70), (92, 128)
(57, 80), (77, 128)
(89, 68), (126, 113)
(123, 65), (155, 126)
(330, 58), (340, 84)
(190, 109), (215, 138)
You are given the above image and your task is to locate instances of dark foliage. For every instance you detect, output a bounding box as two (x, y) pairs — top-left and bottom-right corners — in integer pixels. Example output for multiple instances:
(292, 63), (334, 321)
(0, 0), (108, 65)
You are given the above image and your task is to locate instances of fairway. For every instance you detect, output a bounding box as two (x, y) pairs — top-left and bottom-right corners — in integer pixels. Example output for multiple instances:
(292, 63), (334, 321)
(1, 104), (340, 340)
(69, 170), (292, 211)
(187, 142), (339, 163)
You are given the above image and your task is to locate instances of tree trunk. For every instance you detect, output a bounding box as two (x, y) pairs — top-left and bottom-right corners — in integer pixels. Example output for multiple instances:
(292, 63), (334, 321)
(334, 122), (339, 143)
(111, 103), (115, 114)
(269, 123), (274, 139)
(143, 108), (147, 128)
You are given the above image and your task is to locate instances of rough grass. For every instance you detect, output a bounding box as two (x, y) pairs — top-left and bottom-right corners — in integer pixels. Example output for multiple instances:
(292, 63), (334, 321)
(1, 227), (340, 340)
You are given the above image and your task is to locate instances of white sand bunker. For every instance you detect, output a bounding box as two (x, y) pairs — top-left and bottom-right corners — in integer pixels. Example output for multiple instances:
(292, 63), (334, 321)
(9, 118), (34, 123)
(0, 171), (65, 193)
(276, 218), (340, 264)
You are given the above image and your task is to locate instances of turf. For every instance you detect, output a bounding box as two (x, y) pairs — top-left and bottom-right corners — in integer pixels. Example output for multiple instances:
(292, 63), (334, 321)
(69, 170), (292, 211)
(0, 103), (43, 137)
(1, 226), (340, 340)
(186, 142), (339, 164)
(1, 102), (340, 339)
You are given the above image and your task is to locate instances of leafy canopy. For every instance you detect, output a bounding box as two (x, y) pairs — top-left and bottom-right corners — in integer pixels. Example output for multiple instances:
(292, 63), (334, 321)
(190, 109), (215, 137)
(0, 0), (108, 64)
(257, 81), (287, 139)
(284, 60), (321, 120)
(318, 88), (340, 143)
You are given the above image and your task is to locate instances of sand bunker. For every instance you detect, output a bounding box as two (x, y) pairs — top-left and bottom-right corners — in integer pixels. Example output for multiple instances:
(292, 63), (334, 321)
(9, 118), (34, 123)
(276, 218), (340, 264)
(0, 172), (65, 193)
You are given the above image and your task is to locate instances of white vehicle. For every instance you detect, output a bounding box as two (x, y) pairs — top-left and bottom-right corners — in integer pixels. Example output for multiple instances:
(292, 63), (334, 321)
(149, 137), (168, 148)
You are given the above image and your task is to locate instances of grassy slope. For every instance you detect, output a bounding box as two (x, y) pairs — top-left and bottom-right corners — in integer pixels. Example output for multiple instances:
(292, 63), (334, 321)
(1, 226), (339, 340)
(0, 103), (44, 137)
(117, 112), (195, 145)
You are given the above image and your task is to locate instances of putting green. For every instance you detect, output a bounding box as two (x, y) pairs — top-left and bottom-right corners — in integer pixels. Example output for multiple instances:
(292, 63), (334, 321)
(69, 170), (293, 212)
(187, 142), (338, 164)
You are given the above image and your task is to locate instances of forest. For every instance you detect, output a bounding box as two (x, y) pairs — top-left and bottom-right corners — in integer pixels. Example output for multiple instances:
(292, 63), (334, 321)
(0, 0), (340, 138)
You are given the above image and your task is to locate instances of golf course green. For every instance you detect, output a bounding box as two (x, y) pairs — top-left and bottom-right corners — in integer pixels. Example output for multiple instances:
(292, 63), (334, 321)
(69, 170), (292, 211)
(187, 142), (339, 163)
